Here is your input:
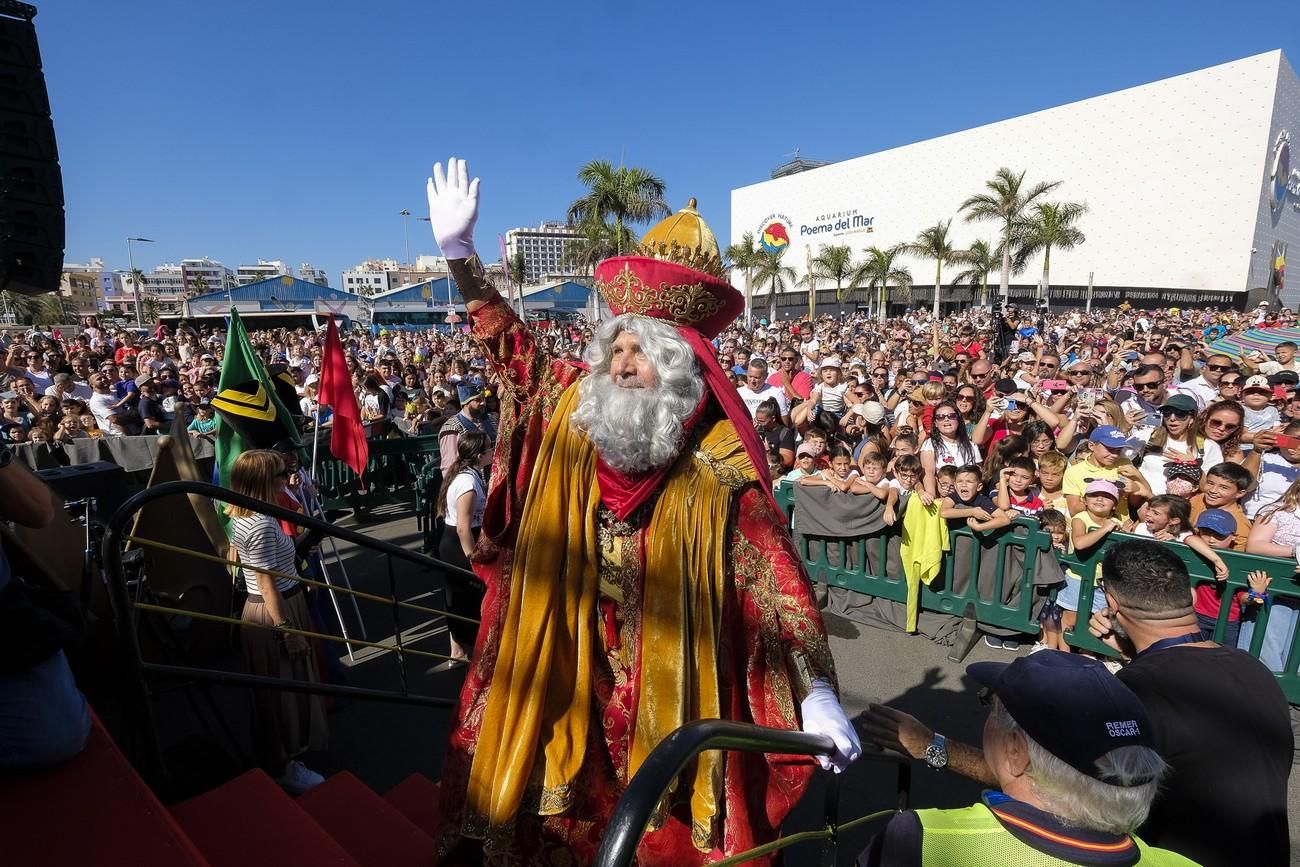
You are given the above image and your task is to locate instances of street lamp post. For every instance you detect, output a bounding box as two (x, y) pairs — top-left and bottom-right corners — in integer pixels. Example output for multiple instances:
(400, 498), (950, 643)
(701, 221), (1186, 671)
(415, 215), (452, 308)
(126, 236), (154, 328)
(399, 209), (411, 278)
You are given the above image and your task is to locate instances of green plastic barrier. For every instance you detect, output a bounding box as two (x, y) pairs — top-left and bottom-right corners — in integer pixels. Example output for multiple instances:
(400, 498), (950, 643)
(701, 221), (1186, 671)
(921, 519), (1054, 637)
(315, 434), (440, 513)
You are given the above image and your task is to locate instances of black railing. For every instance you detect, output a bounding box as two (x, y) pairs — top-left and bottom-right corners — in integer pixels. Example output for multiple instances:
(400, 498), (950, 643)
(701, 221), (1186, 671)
(100, 479), (476, 791)
(594, 720), (910, 867)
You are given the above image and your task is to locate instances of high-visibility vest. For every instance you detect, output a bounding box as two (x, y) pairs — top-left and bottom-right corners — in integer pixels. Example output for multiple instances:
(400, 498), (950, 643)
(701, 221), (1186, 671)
(915, 803), (1199, 866)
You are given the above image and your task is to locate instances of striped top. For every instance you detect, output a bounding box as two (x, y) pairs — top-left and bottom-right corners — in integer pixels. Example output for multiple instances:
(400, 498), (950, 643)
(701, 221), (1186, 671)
(231, 513), (298, 596)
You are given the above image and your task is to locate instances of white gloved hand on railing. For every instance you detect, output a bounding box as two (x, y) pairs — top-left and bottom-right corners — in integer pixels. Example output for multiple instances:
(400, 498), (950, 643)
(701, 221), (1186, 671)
(426, 157), (480, 260)
(800, 680), (861, 773)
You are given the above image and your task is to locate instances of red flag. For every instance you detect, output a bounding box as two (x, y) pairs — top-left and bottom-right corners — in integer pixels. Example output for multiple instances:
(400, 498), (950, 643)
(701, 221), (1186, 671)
(319, 316), (368, 477)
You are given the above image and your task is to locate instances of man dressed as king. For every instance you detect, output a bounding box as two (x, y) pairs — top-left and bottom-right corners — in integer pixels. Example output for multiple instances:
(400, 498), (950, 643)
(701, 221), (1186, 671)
(426, 158), (860, 865)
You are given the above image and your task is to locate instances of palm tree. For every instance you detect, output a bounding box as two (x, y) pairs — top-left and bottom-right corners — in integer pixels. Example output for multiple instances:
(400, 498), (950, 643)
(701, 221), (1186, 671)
(724, 231), (761, 327)
(1011, 201), (1088, 306)
(751, 248), (797, 323)
(802, 244), (863, 316)
(32, 292), (72, 327)
(566, 160), (669, 256)
(961, 168), (1061, 308)
(856, 245), (912, 323)
(0, 290), (36, 324)
(141, 295), (160, 325)
(561, 220), (632, 275)
(190, 275), (209, 297)
(952, 239), (1000, 309)
(901, 220), (959, 320)
(509, 251), (526, 287)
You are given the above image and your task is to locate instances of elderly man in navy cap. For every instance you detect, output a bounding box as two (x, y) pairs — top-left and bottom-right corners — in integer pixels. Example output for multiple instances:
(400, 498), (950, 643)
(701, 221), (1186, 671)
(439, 382), (495, 474)
(860, 652), (1195, 866)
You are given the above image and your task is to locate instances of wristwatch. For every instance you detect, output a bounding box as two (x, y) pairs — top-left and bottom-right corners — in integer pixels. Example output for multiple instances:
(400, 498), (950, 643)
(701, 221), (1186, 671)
(923, 733), (948, 769)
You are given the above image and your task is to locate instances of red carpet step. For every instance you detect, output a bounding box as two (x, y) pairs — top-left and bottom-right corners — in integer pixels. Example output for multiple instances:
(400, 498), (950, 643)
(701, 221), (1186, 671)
(384, 772), (442, 838)
(0, 712), (208, 867)
(171, 768), (359, 867)
(299, 770), (436, 867)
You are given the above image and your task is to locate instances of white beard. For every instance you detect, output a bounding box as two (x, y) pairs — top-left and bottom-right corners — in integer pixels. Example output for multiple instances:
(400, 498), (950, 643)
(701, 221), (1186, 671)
(571, 373), (699, 474)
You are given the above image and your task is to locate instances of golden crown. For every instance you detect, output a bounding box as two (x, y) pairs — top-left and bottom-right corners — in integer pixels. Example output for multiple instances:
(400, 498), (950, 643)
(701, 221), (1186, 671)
(636, 198), (726, 278)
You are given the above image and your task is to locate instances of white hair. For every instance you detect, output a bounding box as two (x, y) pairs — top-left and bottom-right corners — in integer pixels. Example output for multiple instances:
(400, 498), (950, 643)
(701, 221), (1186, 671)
(991, 702), (1167, 836)
(570, 314), (703, 473)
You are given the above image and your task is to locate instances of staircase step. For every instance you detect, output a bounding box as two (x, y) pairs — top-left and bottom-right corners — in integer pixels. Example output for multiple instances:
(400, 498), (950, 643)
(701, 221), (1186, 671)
(298, 771), (436, 867)
(171, 769), (359, 867)
(0, 710), (209, 866)
(383, 772), (442, 838)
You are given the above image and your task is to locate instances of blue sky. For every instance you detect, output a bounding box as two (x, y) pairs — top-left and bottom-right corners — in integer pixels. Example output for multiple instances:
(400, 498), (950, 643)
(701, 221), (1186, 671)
(42, 0), (1300, 284)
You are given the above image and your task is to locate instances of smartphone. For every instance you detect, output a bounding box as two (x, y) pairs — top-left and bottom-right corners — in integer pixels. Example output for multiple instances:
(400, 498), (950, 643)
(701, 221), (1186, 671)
(1039, 379), (1068, 392)
(1077, 389), (1097, 413)
(1276, 435), (1300, 449)
(1004, 400), (1019, 412)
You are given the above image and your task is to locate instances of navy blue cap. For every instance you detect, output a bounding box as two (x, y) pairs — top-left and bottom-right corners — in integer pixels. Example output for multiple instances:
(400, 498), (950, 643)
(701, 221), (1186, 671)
(1194, 508), (1236, 537)
(970, 651), (1155, 782)
(456, 383), (484, 403)
(1088, 425), (1128, 448)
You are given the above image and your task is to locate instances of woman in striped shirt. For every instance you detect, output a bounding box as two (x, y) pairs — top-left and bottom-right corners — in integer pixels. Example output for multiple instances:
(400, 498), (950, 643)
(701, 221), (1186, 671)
(227, 449), (327, 794)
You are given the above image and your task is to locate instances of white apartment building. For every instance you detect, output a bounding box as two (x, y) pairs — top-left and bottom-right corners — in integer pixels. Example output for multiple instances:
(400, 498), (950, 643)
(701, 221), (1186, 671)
(298, 262), (329, 286)
(341, 259), (394, 296)
(63, 257), (119, 311)
(236, 259), (293, 286)
(58, 271), (99, 316)
(505, 221), (582, 283)
(180, 258), (237, 296)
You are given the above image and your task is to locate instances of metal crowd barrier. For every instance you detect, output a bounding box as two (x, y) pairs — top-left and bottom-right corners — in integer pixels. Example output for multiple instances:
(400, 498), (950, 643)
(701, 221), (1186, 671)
(779, 484), (1300, 703)
(100, 479), (473, 793)
(593, 720), (908, 867)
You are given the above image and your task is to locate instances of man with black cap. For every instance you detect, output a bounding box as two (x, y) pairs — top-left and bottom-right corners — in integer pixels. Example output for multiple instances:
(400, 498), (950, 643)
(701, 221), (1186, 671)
(438, 382), (494, 474)
(860, 650), (1193, 866)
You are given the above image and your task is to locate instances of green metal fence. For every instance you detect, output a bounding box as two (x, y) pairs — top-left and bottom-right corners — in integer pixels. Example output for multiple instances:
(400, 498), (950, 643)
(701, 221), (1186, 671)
(779, 482), (1300, 703)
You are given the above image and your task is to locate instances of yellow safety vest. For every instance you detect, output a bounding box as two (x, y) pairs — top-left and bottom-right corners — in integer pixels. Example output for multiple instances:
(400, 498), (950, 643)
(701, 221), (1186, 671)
(916, 803), (1199, 866)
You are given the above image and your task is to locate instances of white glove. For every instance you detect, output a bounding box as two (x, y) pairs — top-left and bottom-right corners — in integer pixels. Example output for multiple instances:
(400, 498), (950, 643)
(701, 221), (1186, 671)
(426, 157), (480, 260)
(800, 681), (861, 773)
(1292, 544), (1300, 568)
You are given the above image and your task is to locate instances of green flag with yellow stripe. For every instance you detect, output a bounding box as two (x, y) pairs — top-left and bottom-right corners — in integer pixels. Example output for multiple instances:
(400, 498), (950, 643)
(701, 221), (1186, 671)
(213, 309), (301, 494)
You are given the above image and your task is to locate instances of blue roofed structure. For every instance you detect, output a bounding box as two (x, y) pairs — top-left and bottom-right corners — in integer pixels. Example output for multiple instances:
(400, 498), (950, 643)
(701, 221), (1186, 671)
(182, 275), (362, 326)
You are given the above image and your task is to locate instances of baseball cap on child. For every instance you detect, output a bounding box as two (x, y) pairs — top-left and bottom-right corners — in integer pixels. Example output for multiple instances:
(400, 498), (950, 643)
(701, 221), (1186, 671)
(1194, 508), (1236, 537)
(1088, 426), (1128, 449)
(1243, 375), (1271, 393)
(795, 443), (818, 459)
(1084, 479), (1120, 499)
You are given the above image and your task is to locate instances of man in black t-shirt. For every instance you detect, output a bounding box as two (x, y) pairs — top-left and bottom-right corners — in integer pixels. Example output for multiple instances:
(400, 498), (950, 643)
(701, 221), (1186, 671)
(1088, 540), (1292, 867)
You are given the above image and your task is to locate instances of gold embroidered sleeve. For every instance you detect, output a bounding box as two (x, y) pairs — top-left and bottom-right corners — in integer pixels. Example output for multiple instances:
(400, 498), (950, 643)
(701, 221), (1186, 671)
(732, 485), (838, 700)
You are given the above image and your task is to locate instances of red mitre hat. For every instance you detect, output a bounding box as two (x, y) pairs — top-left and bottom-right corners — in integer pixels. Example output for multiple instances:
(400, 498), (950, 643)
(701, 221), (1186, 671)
(593, 198), (742, 341)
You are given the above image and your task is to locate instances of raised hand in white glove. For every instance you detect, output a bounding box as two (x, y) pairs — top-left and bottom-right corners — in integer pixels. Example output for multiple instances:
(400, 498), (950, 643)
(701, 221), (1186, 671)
(426, 157), (480, 260)
(800, 680), (861, 773)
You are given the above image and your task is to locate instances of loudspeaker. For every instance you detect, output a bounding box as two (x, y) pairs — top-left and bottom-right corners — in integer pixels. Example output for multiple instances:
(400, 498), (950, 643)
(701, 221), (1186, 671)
(36, 461), (127, 518)
(0, 2), (61, 296)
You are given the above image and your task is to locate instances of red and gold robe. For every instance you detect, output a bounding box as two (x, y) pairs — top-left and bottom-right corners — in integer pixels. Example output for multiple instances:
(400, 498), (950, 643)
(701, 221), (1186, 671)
(436, 294), (837, 865)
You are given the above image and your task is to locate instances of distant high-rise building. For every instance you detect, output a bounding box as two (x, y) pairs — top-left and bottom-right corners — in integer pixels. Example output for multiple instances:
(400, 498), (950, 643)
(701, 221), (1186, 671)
(58, 271), (99, 316)
(341, 259), (394, 296)
(236, 259), (293, 286)
(297, 262), (329, 287)
(505, 221), (583, 283)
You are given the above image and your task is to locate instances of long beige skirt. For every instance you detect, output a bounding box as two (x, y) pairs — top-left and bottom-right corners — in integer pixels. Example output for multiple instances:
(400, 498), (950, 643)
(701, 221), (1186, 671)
(240, 589), (328, 773)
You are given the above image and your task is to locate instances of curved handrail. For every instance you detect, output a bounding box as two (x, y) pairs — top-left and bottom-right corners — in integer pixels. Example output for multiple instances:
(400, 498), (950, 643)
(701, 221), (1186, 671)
(594, 721), (835, 867)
